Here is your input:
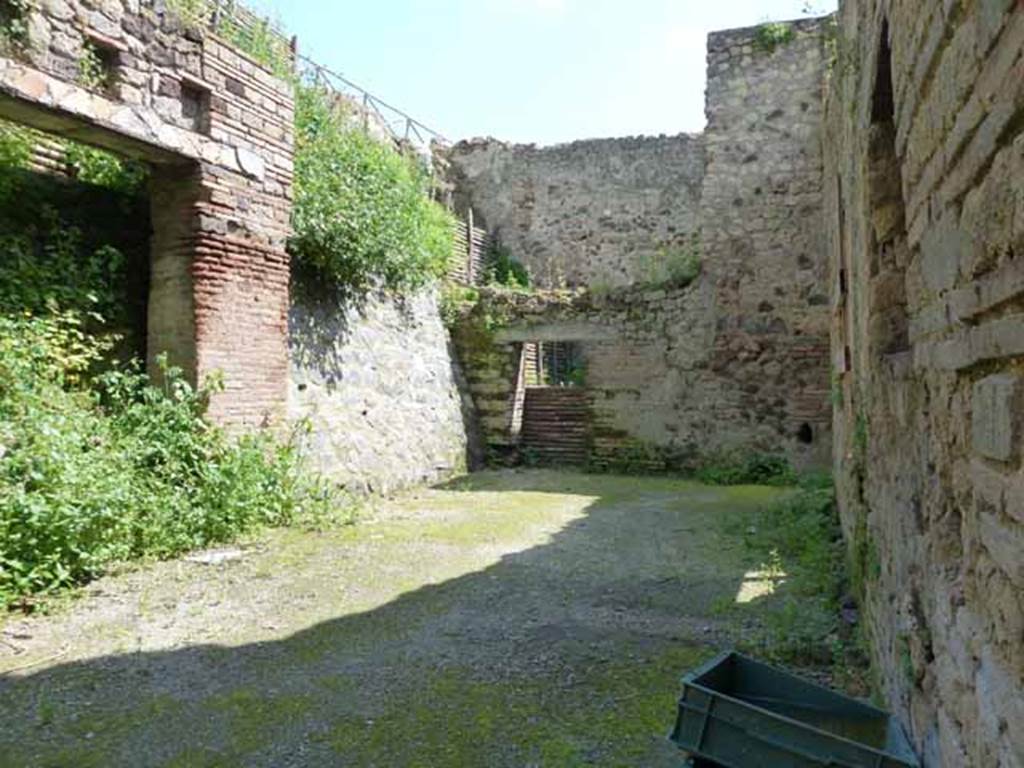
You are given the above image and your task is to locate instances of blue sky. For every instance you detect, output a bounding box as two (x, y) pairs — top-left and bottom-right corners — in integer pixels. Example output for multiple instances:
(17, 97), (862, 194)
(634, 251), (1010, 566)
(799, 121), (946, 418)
(256, 0), (837, 146)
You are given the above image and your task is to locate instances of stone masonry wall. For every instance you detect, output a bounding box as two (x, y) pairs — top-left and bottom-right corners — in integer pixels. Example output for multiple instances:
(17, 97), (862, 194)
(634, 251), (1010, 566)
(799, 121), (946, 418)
(445, 135), (705, 289)
(453, 285), (829, 471)
(699, 18), (833, 470)
(825, 1), (1024, 765)
(289, 285), (481, 495)
(0, 0), (294, 429)
(448, 19), (832, 471)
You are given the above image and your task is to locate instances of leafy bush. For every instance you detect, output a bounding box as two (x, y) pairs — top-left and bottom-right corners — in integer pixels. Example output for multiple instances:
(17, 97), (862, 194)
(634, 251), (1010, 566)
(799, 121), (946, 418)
(730, 485), (845, 663)
(63, 141), (148, 195)
(0, 0), (30, 55)
(290, 84), (456, 295)
(0, 118), (148, 199)
(639, 237), (702, 289)
(0, 313), (345, 608)
(485, 245), (530, 289)
(696, 451), (797, 486)
(755, 22), (795, 53)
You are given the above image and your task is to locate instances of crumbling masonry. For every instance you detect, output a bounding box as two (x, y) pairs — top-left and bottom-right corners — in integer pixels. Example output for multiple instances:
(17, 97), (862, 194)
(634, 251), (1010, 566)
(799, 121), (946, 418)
(2, 1), (1024, 765)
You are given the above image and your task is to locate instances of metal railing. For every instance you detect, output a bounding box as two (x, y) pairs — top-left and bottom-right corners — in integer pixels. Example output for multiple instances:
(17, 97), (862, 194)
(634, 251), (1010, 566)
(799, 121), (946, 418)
(156, 0), (448, 152)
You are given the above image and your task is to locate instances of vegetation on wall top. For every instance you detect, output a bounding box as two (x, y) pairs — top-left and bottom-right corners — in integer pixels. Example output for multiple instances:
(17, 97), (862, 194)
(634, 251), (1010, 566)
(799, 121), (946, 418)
(754, 22), (796, 54)
(164, 0), (456, 296)
(290, 84), (455, 295)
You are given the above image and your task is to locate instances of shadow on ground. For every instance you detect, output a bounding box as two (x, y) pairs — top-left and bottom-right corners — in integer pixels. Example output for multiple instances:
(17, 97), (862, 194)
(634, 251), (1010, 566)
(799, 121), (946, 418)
(0, 470), (800, 767)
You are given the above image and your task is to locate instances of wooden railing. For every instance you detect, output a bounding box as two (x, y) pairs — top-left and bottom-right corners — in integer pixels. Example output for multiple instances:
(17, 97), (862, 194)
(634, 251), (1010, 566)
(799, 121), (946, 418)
(448, 209), (491, 286)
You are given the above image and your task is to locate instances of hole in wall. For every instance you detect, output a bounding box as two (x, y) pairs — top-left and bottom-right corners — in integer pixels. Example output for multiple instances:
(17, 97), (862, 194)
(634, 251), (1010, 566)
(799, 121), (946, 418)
(80, 36), (121, 97)
(797, 423), (814, 444)
(181, 82), (211, 135)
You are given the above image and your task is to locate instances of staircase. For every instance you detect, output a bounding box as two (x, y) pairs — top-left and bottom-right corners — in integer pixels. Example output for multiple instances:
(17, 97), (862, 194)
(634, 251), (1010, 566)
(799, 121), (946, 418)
(519, 387), (590, 466)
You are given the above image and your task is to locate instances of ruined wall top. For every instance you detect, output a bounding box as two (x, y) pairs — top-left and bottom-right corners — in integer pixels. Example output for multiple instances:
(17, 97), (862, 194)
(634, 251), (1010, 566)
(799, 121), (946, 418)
(445, 133), (706, 289)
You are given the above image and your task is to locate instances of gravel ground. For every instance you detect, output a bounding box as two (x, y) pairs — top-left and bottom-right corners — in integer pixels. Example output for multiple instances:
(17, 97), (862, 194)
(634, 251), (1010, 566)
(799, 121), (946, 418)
(0, 470), (788, 767)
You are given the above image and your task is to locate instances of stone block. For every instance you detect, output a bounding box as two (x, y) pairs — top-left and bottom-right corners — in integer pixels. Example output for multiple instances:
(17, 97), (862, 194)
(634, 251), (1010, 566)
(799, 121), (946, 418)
(972, 373), (1023, 462)
(921, 216), (969, 295)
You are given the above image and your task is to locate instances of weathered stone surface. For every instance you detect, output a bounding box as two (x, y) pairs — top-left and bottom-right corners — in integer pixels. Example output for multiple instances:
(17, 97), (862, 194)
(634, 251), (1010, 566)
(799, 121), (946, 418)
(826, 1), (1024, 764)
(445, 134), (705, 289)
(448, 18), (832, 473)
(0, 0), (295, 430)
(972, 374), (1022, 462)
(289, 287), (481, 494)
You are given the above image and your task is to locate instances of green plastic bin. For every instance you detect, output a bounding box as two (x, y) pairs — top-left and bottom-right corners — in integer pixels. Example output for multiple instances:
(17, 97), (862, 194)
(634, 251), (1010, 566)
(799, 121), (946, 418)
(671, 652), (919, 767)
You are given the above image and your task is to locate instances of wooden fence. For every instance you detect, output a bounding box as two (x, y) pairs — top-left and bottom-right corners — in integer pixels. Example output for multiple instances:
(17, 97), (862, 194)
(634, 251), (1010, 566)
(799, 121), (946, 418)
(448, 209), (491, 286)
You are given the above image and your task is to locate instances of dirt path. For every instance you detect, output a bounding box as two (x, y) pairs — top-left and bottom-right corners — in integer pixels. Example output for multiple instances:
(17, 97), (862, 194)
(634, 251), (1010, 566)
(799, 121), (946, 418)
(0, 470), (787, 767)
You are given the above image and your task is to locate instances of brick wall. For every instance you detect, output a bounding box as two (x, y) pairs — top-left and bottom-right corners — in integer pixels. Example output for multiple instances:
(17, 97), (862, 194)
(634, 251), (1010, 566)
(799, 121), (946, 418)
(0, 0), (294, 429)
(825, 1), (1024, 764)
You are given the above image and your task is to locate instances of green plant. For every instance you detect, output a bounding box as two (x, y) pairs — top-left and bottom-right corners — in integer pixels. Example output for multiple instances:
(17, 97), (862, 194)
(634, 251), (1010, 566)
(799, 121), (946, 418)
(439, 284), (480, 327)
(695, 451), (797, 487)
(78, 40), (113, 92)
(755, 22), (795, 53)
(64, 142), (148, 195)
(485, 245), (530, 290)
(290, 83), (456, 295)
(0, 312), (346, 609)
(0, 0), (30, 55)
(639, 236), (702, 289)
(728, 484), (845, 664)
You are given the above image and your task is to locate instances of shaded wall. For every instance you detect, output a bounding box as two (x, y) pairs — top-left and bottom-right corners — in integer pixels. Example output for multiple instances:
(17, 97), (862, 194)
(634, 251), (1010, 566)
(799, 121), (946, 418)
(453, 285), (829, 471)
(289, 285), (480, 494)
(825, 1), (1024, 764)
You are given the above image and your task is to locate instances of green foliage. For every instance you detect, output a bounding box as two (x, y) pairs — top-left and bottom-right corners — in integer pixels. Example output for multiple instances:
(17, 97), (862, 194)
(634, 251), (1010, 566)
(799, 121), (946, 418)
(164, 1), (454, 297)
(485, 245), (530, 289)
(0, 118), (148, 199)
(0, 313), (347, 609)
(696, 451), (797, 487)
(290, 83), (456, 295)
(0, 0), (30, 55)
(165, 0), (293, 79)
(755, 22), (796, 53)
(78, 40), (113, 92)
(639, 236), (702, 289)
(724, 484), (845, 664)
(64, 141), (148, 194)
(439, 284), (480, 327)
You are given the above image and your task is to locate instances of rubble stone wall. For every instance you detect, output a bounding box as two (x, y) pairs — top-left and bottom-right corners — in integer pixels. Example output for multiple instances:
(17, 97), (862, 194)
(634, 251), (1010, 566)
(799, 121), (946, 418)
(289, 285), (480, 495)
(449, 19), (833, 472)
(446, 135), (705, 289)
(824, 1), (1024, 764)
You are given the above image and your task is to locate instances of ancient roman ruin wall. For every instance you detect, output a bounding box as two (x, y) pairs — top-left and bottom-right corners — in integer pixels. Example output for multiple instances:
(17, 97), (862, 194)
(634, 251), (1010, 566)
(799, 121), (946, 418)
(446, 134), (706, 289)
(825, 1), (1024, 764)
(0, 0), (294, 428)
(449, 18), (833, 471)
(288, 285), (481, 495)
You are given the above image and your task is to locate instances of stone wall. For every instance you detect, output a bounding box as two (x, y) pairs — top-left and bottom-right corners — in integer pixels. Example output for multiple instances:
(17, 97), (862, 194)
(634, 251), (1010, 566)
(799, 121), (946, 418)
(700, 18), (833, 457)
(447, 19), (833, 471)
(445, 135), (705, 289)
(452, 285), (830, 471)
(825, 1), (1024, 764)
(0, 0), (294, 429)
(289, 285), (480, 494)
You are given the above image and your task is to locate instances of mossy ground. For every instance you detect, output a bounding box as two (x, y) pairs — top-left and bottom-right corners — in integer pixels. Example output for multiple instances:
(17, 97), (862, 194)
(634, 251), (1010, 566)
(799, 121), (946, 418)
(0, 470), (839, 767)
